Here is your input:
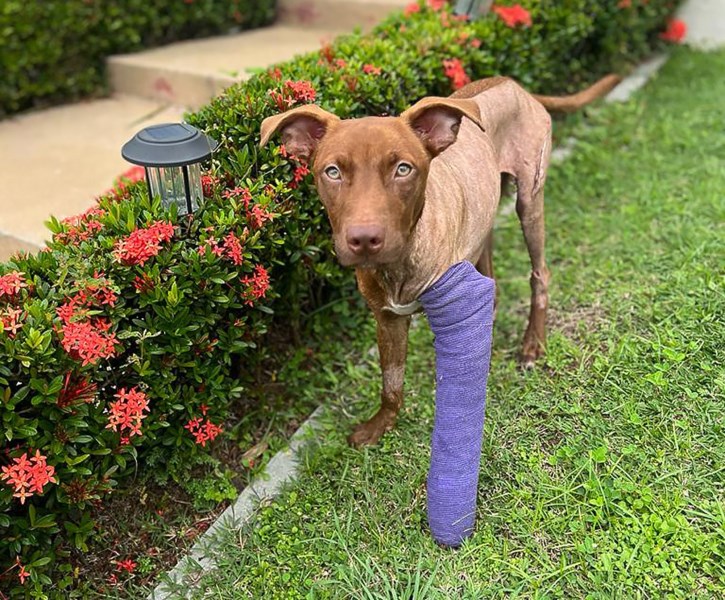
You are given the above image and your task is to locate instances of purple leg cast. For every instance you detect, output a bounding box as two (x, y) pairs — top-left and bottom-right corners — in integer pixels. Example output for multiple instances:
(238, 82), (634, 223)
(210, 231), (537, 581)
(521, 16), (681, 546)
(418, 261), (495, 547)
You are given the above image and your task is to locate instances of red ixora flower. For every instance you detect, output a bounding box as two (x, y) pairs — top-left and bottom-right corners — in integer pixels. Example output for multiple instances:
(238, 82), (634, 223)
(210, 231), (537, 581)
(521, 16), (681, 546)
(200, 174), (217, 198)
(404, 2), (420, 16)
(14, 558), (30, 585)
(58, 278), (118, 321)
(289, 164), (311, 189)
(427, 0), (447, 11)
(269, 80), (316, 110)
(492, 4), (532, 28)
(106, 387), (150, 439)
(115, 559), (137, 574)
(363, 64), (382, 75)
(0, 271), (28, 299)
(60, 319), (118, 366)
(617, 0), (632, 8)
(442, 58), (471, 90)
(240, 265), (270, 306)
(1, 306), (25, 338)
(222, 186), (253, 208)
(185, 416), (223, 447)
(660, 18), (686, 43)
(247, 204), (274, 230)
(113, 221), (174, 266)
(55, 206), (106, 245)
(222, 232), (244, 265)
(1, 450), (57, 505)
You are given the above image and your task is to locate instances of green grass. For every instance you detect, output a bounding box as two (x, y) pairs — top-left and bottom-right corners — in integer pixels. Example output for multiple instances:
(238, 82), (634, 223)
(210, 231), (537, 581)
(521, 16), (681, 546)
(177, 48), (724, 599)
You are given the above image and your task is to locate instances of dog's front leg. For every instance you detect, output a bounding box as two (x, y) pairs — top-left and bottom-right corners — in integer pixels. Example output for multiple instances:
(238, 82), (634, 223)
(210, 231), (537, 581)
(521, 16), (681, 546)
(348, 310), (410, 447)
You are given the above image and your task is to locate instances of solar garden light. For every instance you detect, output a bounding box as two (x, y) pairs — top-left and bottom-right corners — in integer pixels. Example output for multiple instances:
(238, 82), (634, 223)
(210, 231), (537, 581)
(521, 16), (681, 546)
(453, 0), (493, 19)
(121, 123), (218, 216)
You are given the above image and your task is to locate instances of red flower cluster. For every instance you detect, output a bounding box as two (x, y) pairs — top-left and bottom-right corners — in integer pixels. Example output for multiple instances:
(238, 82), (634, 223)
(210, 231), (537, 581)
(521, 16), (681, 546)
(618, 0), (632, 7)
(404, 2), (420, 16)
(200, 174), (217, 198)
(0, 306), (25, 338)
(289, 164), (311, 190)
(427, 0), (447, 11)
(57, 277), (119, 365)
(198, 229), (247, 264)
(363, 64), (382, 75)
(247, 204), (274, 230)
(15, 558), (30, 585)
(222, 186), (253, 208)
(113, 221), (175, 266)
(660, 18), (686, 43)
(184, 416), (223, 447)
(269, 80), (317, 110)
(443, 58), (471, 90)
(0, 271), (28, 298)
(240, 265), (270, 306)
(55, 206), (106, 245)
(115, 559), (137, 574)
(57, 278), (118, 323)
(57, 373), (98, 408)
(223, 232), (244, 265)
(107, 165), (146, 201)
(60, 319), (118, 366)
(1, 450), (57, 504)
(106, 387), (150, 438)
(492, 4), (532, 28)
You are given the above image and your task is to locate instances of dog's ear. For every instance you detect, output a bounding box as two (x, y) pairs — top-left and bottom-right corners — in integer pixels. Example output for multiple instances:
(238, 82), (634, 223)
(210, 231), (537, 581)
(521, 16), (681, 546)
(260, 105), (340, 164)
(401, 97), (484, 157)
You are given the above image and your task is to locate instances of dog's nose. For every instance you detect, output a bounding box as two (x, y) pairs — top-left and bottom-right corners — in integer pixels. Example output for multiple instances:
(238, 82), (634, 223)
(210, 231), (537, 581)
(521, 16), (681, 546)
(346, 225), (385, 256)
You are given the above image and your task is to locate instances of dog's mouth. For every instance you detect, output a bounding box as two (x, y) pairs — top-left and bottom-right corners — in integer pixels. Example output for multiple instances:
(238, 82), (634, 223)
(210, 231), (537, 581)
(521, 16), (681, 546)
(337, 254), (393, 269)
(334, 246), (398, 269)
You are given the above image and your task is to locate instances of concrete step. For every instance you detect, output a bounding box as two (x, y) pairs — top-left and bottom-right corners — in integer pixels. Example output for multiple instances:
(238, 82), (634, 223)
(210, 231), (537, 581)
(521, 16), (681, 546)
(0, 96), (186, 247)
(107, 0), (409, 109)
(277, 0), (409, 29)
(107, 25), (343, 110)
(0, 234), (41, 263)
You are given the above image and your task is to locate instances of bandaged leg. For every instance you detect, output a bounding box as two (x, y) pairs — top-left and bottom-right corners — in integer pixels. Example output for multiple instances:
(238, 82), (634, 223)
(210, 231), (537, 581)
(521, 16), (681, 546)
(419, 261), (495, 547)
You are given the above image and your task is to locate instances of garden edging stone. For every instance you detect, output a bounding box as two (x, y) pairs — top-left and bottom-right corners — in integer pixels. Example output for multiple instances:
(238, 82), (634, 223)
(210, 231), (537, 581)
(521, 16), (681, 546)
(148, 406), (325, 600)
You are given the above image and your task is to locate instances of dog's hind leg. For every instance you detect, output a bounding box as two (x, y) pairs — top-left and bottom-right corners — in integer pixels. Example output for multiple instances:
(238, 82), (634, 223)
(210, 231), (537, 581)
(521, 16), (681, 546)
(515, 165), (550, 369)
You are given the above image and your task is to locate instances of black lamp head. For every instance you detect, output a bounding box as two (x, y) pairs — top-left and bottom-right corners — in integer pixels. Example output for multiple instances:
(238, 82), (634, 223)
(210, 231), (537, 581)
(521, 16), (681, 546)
(121, 123), (218, 168)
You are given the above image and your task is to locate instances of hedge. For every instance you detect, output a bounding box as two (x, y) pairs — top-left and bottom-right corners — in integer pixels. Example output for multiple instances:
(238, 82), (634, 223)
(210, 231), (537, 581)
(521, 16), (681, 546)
(0, 0), (683, 595)
(0, 0), (277, 118)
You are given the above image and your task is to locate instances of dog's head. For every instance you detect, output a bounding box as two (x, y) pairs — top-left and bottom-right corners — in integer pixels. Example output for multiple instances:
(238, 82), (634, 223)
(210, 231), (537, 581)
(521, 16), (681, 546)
(260, 98), (482, 268)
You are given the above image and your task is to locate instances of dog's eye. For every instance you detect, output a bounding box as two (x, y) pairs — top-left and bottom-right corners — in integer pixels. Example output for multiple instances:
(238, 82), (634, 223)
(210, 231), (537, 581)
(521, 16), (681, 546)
(395, 163), (413, 177)
(325, 165), (341, 180)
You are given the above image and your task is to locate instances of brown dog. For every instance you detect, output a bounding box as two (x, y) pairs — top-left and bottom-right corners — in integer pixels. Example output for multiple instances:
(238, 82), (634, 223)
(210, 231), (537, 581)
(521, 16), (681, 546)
(260, 75), (619, 447)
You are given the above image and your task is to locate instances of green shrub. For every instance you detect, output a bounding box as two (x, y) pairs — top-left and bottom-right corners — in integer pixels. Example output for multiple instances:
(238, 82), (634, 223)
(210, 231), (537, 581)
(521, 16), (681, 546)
(0, 0), (277, 117)
(1, 0), (683, 595)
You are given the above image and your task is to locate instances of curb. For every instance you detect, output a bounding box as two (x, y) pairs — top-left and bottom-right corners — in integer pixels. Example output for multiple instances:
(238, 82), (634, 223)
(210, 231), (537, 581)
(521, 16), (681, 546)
(148, 405), (325, 600)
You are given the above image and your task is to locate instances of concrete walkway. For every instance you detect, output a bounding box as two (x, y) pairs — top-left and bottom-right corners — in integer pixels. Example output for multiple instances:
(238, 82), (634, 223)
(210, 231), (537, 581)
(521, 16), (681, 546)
(0, 0), (722, 261)
(0, 0), (407, 260)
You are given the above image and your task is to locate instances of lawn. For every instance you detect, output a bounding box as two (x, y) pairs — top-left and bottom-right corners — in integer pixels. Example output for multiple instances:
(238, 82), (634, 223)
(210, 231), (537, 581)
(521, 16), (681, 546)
(166, 47), (724, 599)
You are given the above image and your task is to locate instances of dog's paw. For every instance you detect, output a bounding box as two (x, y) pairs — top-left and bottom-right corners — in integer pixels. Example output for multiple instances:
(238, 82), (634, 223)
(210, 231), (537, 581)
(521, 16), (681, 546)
(520, 337), (545, 370)
(347, 411), (396, 448)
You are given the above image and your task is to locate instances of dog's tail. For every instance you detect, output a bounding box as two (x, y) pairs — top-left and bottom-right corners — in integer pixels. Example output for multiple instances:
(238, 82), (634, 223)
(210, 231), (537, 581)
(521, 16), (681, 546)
(532, 74), (621, 113)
